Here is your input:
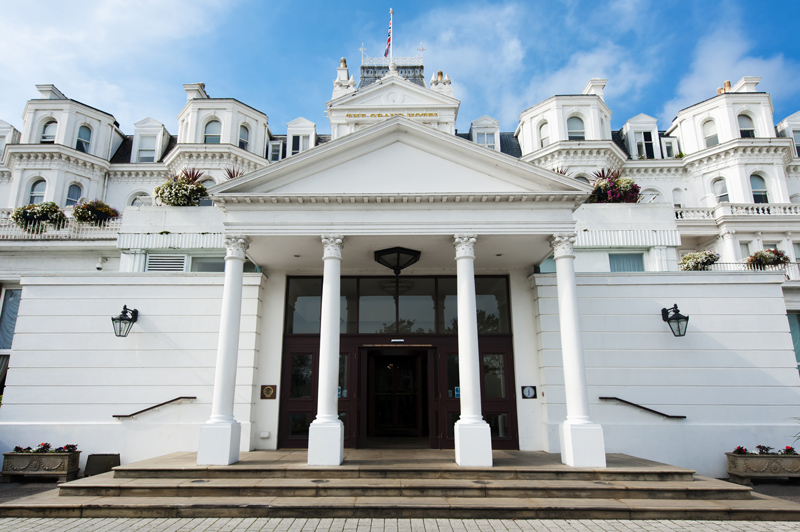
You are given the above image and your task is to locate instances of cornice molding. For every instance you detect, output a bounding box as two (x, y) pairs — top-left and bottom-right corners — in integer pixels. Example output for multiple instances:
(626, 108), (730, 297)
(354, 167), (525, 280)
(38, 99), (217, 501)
(524, 140), (627, 169)
(5, 145), (110, 177)
(163, 144), (268, 174)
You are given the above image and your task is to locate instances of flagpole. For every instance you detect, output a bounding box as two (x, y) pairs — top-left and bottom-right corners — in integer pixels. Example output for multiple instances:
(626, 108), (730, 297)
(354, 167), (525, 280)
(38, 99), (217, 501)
(390, 8), (394, 61)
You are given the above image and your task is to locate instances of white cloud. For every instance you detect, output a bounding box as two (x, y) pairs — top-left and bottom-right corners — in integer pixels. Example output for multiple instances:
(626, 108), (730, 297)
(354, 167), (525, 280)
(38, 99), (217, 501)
(0, 0), (233, 131)
(659, 21), (800, 126)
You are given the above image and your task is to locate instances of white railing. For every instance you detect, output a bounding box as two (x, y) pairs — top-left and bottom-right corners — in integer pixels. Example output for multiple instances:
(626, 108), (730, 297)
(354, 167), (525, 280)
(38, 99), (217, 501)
(0, 209), (121, 240)
(361, 56), (423, 67)
(729, 204), (800, 215)
(675, 207), (715, 220)
(704, 262), (800, 280)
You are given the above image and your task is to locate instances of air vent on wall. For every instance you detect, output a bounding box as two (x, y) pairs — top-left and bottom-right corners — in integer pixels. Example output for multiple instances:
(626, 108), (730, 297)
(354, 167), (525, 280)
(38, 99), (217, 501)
(145, 254), (187, 272)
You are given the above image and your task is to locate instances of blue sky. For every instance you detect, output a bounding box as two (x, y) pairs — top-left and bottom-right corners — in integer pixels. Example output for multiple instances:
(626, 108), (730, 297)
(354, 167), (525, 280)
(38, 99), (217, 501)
(1, 1), (799, 135)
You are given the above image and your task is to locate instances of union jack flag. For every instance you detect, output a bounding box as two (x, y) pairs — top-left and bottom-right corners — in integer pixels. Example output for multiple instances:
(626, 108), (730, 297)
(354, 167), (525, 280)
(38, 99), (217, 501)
(384, 18), (392, 58)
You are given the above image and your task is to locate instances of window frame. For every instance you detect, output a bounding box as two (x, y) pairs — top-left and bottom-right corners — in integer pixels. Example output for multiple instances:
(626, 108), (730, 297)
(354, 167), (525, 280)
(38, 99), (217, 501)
(40, 120), (57, 144)
(137, 135), (157, 163)
(609, 253), (645, 273)
(750, 174), (769, 204)
(291, 135), (310, 156)
(712, 178), (729, 203)
(703, 120), (719, 148)
(567, 116), (585, 141)
(238, 124), (249, 150)
(29, 179), (46, 204)
(268, 141), (283, 162)
(539, 122), (549, 148)
(738, 114), (755, 138)
(204, 120), (222, 144)
(793, 130), (800, 158)
(129, 193), (153, 207)
(76, 125), (92, 153)
(65, 184), (82, 206)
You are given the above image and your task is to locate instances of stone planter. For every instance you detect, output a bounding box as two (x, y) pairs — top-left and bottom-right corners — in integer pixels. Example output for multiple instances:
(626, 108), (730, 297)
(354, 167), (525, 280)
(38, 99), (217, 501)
(2, 451), (81, 483)
(726, 452), (800, 485)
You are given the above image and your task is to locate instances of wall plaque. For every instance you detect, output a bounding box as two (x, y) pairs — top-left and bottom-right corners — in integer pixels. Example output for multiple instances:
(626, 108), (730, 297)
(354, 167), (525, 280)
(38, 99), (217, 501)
(521, 386), (537, 399)
(261, 385), (277, 399)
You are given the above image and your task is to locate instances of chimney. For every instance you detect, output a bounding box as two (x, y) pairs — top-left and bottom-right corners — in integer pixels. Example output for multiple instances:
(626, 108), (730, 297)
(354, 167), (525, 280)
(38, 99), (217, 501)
(724, 80), (731, 92)
(716, 87), (723, 95)
(437, 70), (443, 81)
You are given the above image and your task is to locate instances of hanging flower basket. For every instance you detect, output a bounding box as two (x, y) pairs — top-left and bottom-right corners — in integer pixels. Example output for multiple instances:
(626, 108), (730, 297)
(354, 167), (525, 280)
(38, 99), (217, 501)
(73, 199), (119, 225)
(587, 168), (640, 204)
(679, 250), (720, 271)
(10, 202), (67, 233)
(746, 249), (790, 269)
(154, 168), (208, 206)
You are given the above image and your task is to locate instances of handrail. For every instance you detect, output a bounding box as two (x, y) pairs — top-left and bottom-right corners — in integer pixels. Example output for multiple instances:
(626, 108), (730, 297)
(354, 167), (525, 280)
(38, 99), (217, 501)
(113, 396), (196, 419)
(599, 396), (686, 419)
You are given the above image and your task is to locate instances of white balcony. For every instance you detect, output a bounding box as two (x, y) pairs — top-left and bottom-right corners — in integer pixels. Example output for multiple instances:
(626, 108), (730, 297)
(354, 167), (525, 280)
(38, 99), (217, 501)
(0, 209), (121, 241)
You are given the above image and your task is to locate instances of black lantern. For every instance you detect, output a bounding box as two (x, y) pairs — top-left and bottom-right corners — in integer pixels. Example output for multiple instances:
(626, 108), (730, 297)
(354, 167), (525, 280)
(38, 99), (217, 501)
(661, 304), (689, 337)
(111, 305), (138, 337)
(374, 247), (421, 275)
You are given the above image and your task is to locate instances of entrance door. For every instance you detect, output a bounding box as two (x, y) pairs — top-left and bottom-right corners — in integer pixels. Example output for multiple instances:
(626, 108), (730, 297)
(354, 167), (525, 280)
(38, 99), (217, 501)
(358, 347), (432, 447)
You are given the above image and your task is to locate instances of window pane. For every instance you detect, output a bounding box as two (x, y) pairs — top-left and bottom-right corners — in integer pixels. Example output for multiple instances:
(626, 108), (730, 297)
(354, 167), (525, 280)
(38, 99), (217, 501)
(0, 289), (22, 350)
(438, 278), (458, 333)
(66, 184), (82, 206)
(397, 277), (435, 333)
(301, 135), (310, 151)
(609, 253), (645, 272)
(138, 150), (155, 163)
(290, 354), (313, 398)
(485, 412), (509, 438)
(340, 278), (358, 334)
(286, 278), (322, 334)
(475, 277), (510, 334)
(789, 314), (800, 371)
(358, 278), (397, 334)
(139, 135), (156, 149)
(482, 354), (506, 399)
(447, 354), (459, 398)
(289, 413), (312, 437)
(190, 257), (225, 272)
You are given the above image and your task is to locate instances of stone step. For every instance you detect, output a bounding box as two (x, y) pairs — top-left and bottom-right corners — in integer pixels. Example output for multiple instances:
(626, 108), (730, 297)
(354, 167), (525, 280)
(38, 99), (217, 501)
(2, 491), (800, 520)
(58, 473), (751, 501)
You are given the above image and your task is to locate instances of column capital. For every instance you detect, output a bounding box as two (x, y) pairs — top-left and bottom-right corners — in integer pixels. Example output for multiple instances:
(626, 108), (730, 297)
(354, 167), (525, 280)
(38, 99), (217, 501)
(550, 233), (577, 259)
(321, 234), (345, 259)
(720, 228), (736, 240)
(454, 234), (477, 258)
(224, 236), (250, 260)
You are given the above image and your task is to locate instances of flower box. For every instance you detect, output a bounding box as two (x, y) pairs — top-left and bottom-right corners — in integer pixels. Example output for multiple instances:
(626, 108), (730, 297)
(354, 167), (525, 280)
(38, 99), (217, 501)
(2, 445), (81, 483)
(726, 452), (800, 485)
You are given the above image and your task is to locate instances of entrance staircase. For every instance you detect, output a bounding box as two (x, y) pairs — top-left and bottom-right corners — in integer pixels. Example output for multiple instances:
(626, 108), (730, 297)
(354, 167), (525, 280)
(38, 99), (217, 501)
(2, 449), (800, 519)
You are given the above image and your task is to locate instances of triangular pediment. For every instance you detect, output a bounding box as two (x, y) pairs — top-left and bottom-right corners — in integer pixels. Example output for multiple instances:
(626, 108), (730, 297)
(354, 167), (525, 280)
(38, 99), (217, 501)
(328, 73), (459, 110)
(212, 117), (590, 197)
(134, 117), (164, 128)
(625, 113), (657, 125)
(287, 117), (315, 128)
(471, 115), (500, 128)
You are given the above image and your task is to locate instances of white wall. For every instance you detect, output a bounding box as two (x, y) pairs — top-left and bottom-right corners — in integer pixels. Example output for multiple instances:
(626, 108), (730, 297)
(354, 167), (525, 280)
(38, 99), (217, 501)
(0, 272), (263, 468)
(532, 271), (800, 477)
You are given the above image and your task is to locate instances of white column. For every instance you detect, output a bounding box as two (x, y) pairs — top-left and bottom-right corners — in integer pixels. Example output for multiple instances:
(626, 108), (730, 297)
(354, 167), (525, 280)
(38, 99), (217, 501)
(551, 233), (606, 468)
(308, 235), (345, 465)
(453, 234), (493, 467)
(197, 235), (250, 465)
(720, 229), (738, 262)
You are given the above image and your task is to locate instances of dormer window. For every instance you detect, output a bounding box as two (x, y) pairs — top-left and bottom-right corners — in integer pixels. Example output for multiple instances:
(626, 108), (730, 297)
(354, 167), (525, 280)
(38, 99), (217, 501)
(29, 179), (46, 204)
(204, 120), (221, 144)
(76, 126), (91, 153)
(635, 131), (654, 159)
(137, 135), (156, 163)
(567, 117), (584, 141)
(475, 132), (495, 150)
(291, 135), (309, 155)
(750, 174), (768, 204)
(703, 120), (718, 148)
(65, 184), (82, 206)
(663, 141), (675, 158)
(40, 121), (57, 144)
(539, 122), (550, 148)
(239, 125), (249, 150)
(738, 115), (755, 138)
(268, 141), (283, 162)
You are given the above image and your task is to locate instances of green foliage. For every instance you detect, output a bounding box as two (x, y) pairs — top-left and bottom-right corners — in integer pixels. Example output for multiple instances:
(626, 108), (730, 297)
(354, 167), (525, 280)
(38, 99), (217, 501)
(73, 199), (119, 225)
(154, 168), (208, 206)
(10, 202), (66, 232)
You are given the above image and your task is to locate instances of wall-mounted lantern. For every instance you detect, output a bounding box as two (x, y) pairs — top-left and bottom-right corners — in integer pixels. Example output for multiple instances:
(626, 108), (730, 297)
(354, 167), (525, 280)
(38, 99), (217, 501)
(661, 304), (689, 337)
(111, 305), (138, 337)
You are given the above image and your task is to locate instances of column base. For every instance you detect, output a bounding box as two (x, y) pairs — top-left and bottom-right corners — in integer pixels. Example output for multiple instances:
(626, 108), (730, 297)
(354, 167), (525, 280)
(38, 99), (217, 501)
(559, 421), (606, 468)
(454, 421), (493, 467)
(197, 421), (241, 465)
(308, 419), (344, 466)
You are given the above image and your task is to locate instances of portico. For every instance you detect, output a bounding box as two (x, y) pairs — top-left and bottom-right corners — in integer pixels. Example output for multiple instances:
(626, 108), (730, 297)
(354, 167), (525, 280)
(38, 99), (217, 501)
(194, 116), (606, 468)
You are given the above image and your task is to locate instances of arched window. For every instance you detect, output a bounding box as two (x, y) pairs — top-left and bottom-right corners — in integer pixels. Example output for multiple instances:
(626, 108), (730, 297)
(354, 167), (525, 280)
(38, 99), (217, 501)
(204, 120), (221, 144)
(40, 121), (57, 144)
(712, 178), (729, 203)
(539, 122), (550, 148)
(703, 120), (718, 148)
(574, 175), (590, 184)
(567, 117), (585, 141)
(750, 174), (768, 204)
(639, 188), (660, 203)
(65, 184), (82, 206)
(29, 179), (46, 204)
(738, 115), (755, 138)
(672, 188), (683, 208)
(198, 178), (215, 206)
(130, 193), (153, 207)
(76, 126), (91, 153)
(238, 125), (249, 150)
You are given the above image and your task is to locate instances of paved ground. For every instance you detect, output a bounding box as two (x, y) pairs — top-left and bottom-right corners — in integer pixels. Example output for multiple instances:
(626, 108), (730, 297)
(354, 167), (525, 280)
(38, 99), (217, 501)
(1, 517), (800, 531)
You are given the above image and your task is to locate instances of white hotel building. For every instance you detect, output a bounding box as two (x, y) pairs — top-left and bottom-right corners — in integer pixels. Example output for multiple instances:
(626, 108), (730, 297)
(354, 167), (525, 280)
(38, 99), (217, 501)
(1, 56), (800, 476)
